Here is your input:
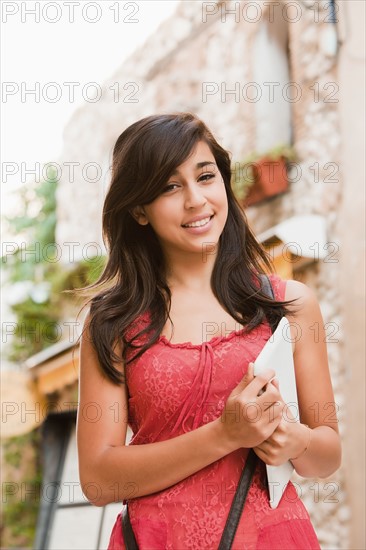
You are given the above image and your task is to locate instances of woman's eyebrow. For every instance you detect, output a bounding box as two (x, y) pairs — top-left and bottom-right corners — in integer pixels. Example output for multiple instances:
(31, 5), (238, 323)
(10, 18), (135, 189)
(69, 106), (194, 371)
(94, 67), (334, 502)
(171, 161), (217, 176)
(196, 161), (217, 169)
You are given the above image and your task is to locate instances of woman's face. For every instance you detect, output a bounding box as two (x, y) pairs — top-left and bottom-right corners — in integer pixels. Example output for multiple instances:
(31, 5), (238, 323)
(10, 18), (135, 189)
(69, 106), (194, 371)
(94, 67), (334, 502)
(133, 140), (228, 257)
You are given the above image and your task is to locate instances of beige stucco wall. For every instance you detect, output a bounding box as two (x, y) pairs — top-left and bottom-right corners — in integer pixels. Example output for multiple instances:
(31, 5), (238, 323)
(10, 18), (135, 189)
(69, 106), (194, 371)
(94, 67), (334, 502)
(55, 1), (365, 547)
(337, 2), (366, 548)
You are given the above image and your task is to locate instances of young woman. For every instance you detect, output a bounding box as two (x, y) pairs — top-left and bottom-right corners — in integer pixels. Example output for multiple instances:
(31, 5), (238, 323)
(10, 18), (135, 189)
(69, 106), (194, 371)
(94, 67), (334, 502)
(76, 113), (341, 549)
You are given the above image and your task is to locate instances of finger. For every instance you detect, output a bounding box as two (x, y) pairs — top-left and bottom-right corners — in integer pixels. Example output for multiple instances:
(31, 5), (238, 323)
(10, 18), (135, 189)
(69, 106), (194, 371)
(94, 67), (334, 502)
(260, 402), (283, 423)
(252, 447), (268, 461)
(270, 416), (286, 432)
(281, 403), (297, 423)
(253, 446), (279, 465)
(245, 370), (276, 397)
(247, 362), (255, 380)
(255, 405), (283, 437)
(257, 384), (283, 407)
(232, 362), (255, 395)
(254, 442), (271, 454)
(257, 377), (276, 397)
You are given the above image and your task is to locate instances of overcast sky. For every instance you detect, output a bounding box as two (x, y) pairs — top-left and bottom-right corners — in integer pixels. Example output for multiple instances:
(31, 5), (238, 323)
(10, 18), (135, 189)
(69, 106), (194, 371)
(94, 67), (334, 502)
(1, 1), (179, 218)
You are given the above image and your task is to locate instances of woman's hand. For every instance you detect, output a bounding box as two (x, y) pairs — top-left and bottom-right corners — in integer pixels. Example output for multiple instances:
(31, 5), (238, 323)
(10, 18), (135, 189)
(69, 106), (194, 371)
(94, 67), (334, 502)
(217, 363), (285, 452)
(252, 379), (311, 466)
(253, 415), (311, 466)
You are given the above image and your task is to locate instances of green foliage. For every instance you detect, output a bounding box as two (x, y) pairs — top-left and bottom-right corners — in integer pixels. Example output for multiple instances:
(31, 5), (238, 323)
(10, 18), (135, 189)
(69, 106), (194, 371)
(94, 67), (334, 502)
(257, 143), (297, 162)
(2, 167), (106, 361)
(60, 255), (107, 290)
(3, 431), (40, 469)
(2, 430), (42, 547)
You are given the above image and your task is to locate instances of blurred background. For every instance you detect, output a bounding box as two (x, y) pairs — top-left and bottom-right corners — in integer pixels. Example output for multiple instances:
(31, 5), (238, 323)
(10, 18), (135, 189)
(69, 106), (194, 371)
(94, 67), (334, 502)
(1, 1), (365, 549)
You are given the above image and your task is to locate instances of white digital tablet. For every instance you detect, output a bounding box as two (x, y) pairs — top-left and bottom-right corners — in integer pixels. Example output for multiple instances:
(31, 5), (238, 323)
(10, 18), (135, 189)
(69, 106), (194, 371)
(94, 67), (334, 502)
(253, 316), (299, 509)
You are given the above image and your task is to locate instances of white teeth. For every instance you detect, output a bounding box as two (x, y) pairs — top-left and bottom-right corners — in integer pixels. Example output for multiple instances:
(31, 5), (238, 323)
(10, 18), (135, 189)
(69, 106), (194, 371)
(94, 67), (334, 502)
(183, 216), (211, 228)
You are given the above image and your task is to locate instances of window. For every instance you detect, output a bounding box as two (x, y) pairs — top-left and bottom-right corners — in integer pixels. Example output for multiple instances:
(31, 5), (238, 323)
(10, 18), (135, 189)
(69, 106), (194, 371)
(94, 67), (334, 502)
(252, 11), (292, 152)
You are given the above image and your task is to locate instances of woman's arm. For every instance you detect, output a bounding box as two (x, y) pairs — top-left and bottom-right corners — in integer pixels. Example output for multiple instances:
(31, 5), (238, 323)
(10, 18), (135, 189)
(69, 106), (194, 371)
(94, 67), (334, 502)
(253, 280), (342, 478)
(77, 316), (283, 506)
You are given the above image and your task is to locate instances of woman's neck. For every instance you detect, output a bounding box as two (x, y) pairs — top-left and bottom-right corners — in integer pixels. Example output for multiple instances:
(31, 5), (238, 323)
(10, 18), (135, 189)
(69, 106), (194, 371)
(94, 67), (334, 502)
(165, 251), (217, 294)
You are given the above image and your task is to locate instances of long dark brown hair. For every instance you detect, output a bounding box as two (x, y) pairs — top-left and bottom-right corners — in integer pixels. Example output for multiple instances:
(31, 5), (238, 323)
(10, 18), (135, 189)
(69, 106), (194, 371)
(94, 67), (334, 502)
(76, 113), (299, 384)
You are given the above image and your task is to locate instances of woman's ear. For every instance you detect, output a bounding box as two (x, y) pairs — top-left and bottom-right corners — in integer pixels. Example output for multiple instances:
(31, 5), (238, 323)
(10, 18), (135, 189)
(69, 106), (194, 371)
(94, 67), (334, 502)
(130, 206), (149, 226)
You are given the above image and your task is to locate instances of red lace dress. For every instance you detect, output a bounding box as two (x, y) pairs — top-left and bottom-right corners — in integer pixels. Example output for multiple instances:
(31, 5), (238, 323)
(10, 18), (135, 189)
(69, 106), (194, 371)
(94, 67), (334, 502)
(107, 274), (320, 549)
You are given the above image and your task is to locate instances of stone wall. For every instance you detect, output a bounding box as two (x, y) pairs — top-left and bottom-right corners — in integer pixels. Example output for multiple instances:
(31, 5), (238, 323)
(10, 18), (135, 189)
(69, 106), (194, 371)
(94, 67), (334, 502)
(286, 9), (347, 546)
(56, 1), (350, 547)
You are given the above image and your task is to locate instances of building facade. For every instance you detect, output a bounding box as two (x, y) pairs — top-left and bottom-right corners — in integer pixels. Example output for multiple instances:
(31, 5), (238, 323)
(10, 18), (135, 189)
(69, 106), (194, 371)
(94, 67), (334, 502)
(47, 1), (364, 548)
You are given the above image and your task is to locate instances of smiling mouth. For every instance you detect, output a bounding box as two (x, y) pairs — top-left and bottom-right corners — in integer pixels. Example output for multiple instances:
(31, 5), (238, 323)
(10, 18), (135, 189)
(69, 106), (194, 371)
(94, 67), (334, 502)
(182, 215), (214, 228)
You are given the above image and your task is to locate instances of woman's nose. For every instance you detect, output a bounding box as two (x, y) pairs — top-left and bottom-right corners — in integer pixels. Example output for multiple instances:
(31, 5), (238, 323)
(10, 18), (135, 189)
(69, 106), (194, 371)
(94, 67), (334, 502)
(184, 183), (207, 209)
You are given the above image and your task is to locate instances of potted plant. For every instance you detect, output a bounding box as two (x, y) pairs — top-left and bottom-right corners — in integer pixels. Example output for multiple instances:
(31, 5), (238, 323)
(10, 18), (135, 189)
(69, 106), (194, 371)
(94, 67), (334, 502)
(231, 144), (297, 207)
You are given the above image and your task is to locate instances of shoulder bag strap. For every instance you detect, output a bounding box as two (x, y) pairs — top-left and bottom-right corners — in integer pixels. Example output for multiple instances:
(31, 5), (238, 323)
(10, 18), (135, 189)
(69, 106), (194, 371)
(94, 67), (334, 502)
(217, 448), (258, 550)
(122, 504), (139, 550)
(259, 272), (274, 302)
(217, 273), (275, 550)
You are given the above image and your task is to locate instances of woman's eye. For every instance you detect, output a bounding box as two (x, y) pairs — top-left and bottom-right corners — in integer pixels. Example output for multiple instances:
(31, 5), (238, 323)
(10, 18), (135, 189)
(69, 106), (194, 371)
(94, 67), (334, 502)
(162, 183), (179, 193)
(199, 173), (215, 182)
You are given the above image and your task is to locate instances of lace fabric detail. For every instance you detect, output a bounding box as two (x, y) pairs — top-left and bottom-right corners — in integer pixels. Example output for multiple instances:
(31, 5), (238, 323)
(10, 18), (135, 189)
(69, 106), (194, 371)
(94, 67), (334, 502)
(108, 274), (320, 550)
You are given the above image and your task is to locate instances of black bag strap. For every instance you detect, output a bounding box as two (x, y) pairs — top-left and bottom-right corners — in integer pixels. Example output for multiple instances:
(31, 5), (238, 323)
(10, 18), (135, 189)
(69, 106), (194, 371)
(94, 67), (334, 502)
(217, 273), (274, 550)
(122, 274), (275, 550)
(122, 504), (138, 550)
(217, 448), (258, 550)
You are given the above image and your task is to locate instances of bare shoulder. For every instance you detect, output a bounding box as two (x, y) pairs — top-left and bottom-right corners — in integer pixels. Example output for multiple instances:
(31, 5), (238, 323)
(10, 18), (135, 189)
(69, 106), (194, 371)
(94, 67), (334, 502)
(81, 310), (124, 375)
(285, 279), (317, 304)
(284, 279), (321, 318)
(284, 279), (324, 354)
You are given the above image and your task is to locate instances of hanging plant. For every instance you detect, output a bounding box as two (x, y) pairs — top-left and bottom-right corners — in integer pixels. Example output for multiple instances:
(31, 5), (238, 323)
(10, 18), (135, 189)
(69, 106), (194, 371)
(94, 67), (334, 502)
(231, 144), (298, 206)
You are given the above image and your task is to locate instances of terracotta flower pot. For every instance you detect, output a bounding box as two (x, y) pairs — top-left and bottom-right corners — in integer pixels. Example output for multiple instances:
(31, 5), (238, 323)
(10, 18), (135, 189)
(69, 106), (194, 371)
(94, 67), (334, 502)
(243, 157), (289, 207)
